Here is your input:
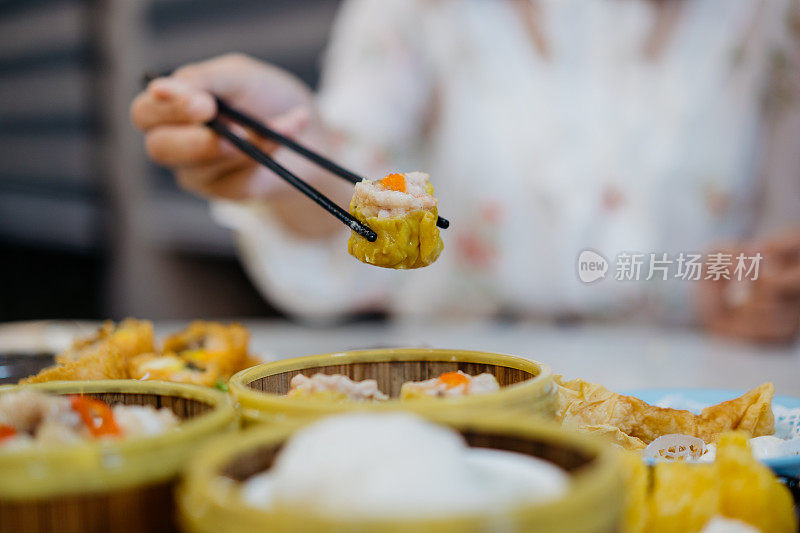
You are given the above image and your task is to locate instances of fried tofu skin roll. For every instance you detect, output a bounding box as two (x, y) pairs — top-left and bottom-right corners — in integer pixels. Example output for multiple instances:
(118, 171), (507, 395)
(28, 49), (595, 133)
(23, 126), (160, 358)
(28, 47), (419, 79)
(21, 319), (154, 383)
(55, 319), (155, 364)
(130, 321), (250, 389)
(21, 345), (130, 384)
(554, 376), (775, 449)
(162, 321), (249, 377)
(348, 172), (443, 269)
(129, 353), (221, 387)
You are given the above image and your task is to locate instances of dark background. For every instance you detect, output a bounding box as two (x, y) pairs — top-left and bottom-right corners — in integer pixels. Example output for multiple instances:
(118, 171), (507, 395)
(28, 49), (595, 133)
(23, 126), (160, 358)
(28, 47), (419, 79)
(0, 0), (343, 321)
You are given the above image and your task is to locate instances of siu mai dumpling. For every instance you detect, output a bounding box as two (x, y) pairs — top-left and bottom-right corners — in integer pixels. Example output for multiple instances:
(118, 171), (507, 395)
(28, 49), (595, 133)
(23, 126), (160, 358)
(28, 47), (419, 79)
(401, 371), (500, 400)
(348, 172), (443, 269)
(286, 373), (388, 402)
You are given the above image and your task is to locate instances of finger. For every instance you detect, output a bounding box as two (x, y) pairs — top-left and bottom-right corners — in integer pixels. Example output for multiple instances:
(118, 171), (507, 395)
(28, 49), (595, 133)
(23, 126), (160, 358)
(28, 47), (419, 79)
(176, 158), (256, 200)
(211, 104), (313, 159)
(694, 278), (728, 324)
(759, 263), (800, 295)
(145, 125), (237, 167)
(172, 53), (258, 96)
(131, 78), (216, 131)
(761, 227), (800, 255)
(706, 299), (800, 344)
(171, 122), (290, 198)
(269, 105), (312, 137)
(239, 105), (313, 155)
(748, 229), (800, 279)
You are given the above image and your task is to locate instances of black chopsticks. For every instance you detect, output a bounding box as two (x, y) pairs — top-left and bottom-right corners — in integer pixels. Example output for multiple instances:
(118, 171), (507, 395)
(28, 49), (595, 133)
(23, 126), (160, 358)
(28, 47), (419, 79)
(203, 118), (377, 241)
(215, 98), (450, 230)
(142, 73), (376, 242)
(142, 72), (449, 242)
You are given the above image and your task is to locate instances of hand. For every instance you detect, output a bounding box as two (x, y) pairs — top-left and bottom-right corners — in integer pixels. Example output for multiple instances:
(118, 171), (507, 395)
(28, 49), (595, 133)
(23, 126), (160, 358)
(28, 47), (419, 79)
(130, 53), (316, 200)
(696, 228), (800, 344)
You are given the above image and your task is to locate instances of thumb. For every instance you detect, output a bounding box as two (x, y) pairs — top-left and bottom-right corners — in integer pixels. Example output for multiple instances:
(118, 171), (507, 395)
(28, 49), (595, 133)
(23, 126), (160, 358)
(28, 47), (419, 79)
(268, 105), (313, 138)
(172, 53), (260, 98)
(250, 105), (314, 154)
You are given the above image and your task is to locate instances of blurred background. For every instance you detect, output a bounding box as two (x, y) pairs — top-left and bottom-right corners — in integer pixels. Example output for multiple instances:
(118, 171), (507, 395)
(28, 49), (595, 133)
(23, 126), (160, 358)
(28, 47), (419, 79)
(0, 0), (798, 394)
(0, 0), (341, 321)
(2, 0), (799, 333)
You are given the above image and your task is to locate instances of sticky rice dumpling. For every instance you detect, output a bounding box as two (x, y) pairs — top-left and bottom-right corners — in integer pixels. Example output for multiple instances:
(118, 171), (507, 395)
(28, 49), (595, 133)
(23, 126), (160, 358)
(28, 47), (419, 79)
(348, 172), (443, 269)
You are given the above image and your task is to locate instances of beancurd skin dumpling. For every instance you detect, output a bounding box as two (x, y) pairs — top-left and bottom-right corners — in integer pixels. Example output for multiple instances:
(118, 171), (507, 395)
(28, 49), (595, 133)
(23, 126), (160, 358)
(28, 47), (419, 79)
(348, 172), (444, 269)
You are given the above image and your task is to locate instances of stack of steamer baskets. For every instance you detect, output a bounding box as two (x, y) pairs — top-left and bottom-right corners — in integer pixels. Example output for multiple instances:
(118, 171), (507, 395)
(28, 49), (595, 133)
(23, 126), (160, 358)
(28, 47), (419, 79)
(178, 349), (626, 532)
(0, 349), (626, 532)
(0, 380), (237, 533)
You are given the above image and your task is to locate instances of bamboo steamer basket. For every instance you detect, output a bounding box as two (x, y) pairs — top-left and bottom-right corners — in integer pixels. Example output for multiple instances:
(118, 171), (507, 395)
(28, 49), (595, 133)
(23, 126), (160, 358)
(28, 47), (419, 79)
(228, 348), (555, 425)
(179, 412), (624, 533)
(0, 380), (237, 533)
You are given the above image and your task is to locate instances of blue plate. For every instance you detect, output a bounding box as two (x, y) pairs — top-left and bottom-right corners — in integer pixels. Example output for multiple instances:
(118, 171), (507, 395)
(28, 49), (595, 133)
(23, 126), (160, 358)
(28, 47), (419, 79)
(623, 388), (800, 477)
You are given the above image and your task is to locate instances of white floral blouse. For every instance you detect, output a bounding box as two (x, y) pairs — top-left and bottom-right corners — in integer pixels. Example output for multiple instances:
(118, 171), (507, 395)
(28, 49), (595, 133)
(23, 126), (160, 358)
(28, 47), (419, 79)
(214, 0), (800, 321)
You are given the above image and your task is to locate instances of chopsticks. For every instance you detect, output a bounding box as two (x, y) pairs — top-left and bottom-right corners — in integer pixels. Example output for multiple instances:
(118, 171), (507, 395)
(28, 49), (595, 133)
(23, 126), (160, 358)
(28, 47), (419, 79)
(142, 72), (449, 242)
(216, 99), (449, 230)
(204, 118), (377, 241)
(142, 73), (375, 242)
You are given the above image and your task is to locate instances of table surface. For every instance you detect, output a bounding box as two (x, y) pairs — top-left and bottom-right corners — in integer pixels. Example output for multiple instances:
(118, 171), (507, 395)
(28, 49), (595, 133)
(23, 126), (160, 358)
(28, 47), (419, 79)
(1, 319), (798, 395)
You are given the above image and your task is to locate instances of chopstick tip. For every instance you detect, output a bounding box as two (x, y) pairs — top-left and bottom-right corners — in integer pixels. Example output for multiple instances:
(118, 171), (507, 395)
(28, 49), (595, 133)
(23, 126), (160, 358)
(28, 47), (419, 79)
(348, 219), (377, 242)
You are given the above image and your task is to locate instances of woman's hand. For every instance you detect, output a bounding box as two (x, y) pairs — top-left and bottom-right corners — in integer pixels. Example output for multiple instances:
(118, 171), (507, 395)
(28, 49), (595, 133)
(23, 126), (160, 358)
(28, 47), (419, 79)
(130, 54), (315, 201)
(696, 229), (800, 344)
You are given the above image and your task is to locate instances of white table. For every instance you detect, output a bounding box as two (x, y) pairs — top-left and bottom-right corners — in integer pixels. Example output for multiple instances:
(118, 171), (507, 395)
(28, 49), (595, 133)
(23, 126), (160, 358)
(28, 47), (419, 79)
(2, 319), (797, 395)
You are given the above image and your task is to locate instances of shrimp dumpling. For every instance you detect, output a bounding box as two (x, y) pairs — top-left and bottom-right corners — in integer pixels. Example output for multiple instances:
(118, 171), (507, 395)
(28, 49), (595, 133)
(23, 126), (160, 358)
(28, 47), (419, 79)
(348, 172), (444, 269)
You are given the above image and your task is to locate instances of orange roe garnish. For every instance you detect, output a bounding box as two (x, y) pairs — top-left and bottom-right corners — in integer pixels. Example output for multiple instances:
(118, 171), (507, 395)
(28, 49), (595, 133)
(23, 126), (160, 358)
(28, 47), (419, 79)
(0, 425), (16, 441)
(380, 173), (406, 193)
(438, 372), (470, 388)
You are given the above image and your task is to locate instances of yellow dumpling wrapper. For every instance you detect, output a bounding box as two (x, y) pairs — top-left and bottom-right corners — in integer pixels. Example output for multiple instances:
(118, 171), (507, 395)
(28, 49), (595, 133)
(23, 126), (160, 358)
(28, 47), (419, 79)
(621, 432), (797, 533)
(715, 433), (797, 533)
(348, 204), (443, 269)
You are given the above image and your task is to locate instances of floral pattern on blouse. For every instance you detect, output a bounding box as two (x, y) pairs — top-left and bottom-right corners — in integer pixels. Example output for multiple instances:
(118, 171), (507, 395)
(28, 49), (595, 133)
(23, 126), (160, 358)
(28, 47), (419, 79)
(215, 0), (800, 321)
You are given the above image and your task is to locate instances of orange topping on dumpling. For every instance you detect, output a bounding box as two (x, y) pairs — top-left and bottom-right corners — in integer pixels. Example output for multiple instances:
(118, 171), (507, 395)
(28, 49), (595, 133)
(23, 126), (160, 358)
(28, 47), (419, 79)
(439, 372), (470, 388)
(379, 173), (406, 192)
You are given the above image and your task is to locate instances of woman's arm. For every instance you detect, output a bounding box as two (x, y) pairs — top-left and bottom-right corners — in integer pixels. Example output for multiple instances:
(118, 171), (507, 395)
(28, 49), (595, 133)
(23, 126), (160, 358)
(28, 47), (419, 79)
(130, 0), (435, 319)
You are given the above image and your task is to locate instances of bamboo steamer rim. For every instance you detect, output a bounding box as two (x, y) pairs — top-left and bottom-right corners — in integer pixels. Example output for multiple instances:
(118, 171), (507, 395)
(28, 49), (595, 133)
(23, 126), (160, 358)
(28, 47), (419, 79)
(229, 348), (554, 417)
(0, 380), (237, 499)
(180, 412), (623, 532)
